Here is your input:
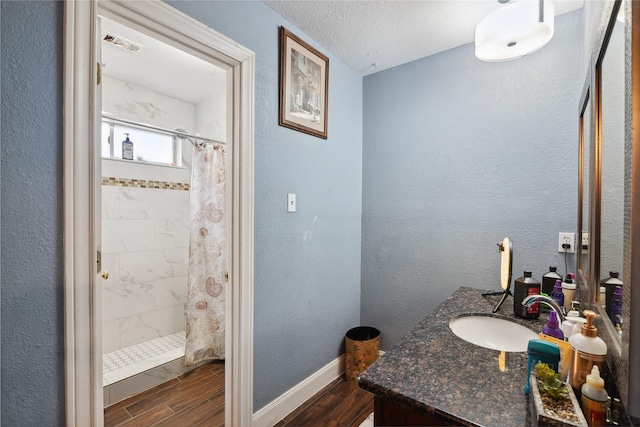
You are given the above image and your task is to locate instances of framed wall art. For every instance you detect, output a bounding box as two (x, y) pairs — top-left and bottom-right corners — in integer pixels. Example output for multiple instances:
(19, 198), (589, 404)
(279, 26), (329, 139)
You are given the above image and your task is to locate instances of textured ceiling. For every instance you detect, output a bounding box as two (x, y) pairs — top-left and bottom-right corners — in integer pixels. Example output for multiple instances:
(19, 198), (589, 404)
(263, 0), (584, 76)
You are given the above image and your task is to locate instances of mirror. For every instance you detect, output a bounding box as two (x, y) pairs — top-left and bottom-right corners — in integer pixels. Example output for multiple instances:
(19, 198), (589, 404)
(587, 0), (640, 419)
(598, 0), (625, 342)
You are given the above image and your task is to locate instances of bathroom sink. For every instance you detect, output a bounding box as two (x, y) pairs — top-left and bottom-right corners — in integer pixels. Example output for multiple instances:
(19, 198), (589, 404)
(449, 315), (538, 352)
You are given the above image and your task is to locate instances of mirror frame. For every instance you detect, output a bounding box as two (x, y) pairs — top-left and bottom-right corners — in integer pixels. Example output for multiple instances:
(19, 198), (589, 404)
(584, 0), (640, 419)
(576, 79), (590, 288)
(592, 0), (622, 351)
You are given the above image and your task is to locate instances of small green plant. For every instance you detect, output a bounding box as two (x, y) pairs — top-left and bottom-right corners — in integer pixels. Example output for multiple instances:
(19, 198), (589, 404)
(534, 362), (570, 400)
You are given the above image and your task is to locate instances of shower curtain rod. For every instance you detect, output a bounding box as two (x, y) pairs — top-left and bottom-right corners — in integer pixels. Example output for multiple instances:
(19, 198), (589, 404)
(101, 115), (225, 145)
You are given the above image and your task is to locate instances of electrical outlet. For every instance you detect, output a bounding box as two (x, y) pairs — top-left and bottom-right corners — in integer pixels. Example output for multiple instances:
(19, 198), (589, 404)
(558, 232), (575, 253)
(581, 232), (589, 253)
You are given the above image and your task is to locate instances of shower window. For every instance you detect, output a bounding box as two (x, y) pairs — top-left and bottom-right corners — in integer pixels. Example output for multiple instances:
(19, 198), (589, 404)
(101, 120), (181, 166)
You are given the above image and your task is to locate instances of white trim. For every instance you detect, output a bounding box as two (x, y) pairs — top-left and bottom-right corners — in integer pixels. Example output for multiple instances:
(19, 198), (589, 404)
(252, 356), (346, 427)
(64, 1), (255, 425)
(64, 2), (101, 425)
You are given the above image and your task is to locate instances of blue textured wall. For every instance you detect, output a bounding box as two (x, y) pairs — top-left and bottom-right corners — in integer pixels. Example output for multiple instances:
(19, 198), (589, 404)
(166, 1), (364, 411)
(1, 1), (66, 425)
(1, 0), (363, 420)
(361, 11), (584, 349)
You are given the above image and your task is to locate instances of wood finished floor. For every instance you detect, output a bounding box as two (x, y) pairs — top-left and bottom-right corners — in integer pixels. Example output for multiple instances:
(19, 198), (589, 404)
(104, 361), (374, 427)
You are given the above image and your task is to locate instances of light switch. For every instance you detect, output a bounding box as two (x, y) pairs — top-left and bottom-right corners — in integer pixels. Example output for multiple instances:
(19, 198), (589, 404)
(287, 193), (296, 213)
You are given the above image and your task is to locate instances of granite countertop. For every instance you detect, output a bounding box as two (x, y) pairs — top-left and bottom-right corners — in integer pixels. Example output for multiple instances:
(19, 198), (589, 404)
(358, 286), (549, 427)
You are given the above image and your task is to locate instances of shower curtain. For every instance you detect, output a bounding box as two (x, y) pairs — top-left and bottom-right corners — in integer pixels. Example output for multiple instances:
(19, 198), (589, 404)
(184, 141), (227, 366)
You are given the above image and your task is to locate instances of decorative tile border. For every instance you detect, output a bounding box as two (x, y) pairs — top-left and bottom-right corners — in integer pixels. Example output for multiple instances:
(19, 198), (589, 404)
(102, 177), (190, 191)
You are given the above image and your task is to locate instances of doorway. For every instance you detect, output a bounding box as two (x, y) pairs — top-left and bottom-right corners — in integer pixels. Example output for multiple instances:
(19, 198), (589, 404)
(63, 1), (254, 425)
(99, 15), (228, 405)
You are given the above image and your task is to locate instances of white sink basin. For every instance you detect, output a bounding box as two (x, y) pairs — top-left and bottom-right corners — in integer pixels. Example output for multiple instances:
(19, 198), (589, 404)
(449, 315), (538, 352)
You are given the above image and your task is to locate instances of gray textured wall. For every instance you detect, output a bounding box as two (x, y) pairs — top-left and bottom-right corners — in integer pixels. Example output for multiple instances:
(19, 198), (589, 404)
(361, 11), (584, 350)
(1, 1), (66, 425)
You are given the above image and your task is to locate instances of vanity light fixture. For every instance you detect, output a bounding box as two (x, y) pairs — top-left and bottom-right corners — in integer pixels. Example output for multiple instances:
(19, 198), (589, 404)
(475, 0), (555, 62)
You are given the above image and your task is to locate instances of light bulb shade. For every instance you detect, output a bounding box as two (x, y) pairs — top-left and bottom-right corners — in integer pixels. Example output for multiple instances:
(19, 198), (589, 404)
(475, 0), (555, 62)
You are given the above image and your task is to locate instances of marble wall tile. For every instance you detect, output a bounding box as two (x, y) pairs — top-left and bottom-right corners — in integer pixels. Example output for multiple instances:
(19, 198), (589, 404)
(119, 315), (164, 348)
(149, 189), (189, 220)
(119, 248), (187, 286)
(102, 185), (120, 220)
(102, 76), (196, 133)
(154, 276), (188, 310)
(103, 320), (121, 354)
(102, 219), (155, 254)
(117, 187), (189, 221)
(119, 305), (185, 349)
(101, 253), (120, 289)
(101, 82), (192, 354)
(153, 219), (190, 249)
(118, 187), (155, 220)
(102, 159), (190, 184)
(195, 89), (227, 142)
(102, 283), (155, 323)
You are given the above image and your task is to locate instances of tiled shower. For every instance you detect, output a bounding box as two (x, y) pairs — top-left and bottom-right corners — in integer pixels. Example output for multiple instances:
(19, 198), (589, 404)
(99, 15), (227, 403)
(101, 170), (193, 405)
(99, 74), (225, 405)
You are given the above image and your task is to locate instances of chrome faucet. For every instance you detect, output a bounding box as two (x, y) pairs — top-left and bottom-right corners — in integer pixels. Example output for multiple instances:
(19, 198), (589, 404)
(521, 295), (566, 322)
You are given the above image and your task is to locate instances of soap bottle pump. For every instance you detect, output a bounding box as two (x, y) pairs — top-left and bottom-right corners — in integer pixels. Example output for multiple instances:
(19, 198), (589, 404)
(568, 310), (607, 390)
(581, 365), (609, 426)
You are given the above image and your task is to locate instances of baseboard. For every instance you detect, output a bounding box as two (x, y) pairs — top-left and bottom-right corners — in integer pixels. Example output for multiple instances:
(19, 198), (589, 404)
(252, 355), (345, 427)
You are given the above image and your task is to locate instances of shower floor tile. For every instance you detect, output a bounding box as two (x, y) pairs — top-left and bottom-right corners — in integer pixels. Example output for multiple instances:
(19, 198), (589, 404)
(103, 331), (185, 386)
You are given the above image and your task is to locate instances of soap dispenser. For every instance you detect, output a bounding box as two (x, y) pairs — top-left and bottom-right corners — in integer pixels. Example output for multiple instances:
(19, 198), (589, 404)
(568, 310), (607, 390)
(122, 133), (134, 160)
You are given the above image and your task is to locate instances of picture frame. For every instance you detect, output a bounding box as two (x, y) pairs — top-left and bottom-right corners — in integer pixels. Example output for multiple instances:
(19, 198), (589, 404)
(279, 26), (329, 139)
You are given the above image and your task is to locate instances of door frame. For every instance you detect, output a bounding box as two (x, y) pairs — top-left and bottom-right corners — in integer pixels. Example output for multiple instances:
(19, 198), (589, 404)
(63, 1), (255, 425)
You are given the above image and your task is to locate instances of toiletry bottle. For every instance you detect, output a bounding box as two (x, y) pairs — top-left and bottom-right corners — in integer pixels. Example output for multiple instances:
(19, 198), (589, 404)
(561, 311), (586, 340)
(122, 133), (134, 160)
(562, 274), (577, 312)
(568, 310), (607, 390)
(542, 266), (562, 296)
(551, 280), (565, 312)
(542, 311), (564, 340)
(610, 286), (623, 331)
(600, 272), (622, 318)
(581, 365), (609, 426)
(514, 271), (540, 319)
